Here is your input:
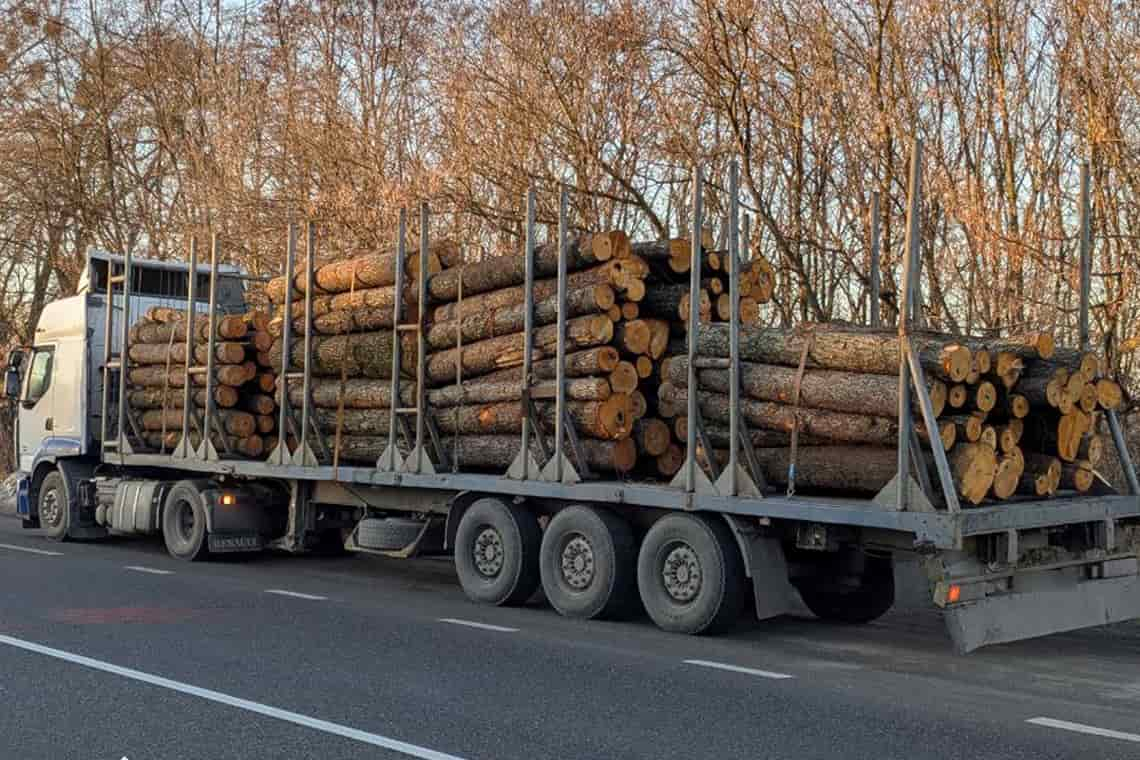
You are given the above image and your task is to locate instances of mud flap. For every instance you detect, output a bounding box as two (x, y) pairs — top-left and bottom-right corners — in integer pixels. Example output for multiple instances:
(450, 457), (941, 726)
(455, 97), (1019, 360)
(943, 573), (1140, 653)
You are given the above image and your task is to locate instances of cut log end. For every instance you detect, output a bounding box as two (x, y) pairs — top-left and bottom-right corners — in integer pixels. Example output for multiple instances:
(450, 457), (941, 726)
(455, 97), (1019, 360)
(1096, 378), (1123, 410)
(942, 344), (972, 382)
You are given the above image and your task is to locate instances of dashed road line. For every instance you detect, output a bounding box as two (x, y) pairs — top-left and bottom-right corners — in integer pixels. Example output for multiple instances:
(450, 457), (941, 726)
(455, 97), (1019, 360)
(1027, 717), (1140, 743)
(265, 589), (328, 601)
(125, 565), (174, 575)
(438, 618), (519, 633)
(683, 659), (795, 680)
(0, 633), (466, 760)
(0, 543), (63, 556)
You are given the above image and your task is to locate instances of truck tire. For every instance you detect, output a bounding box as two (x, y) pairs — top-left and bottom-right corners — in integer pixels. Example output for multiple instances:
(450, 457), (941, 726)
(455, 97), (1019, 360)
(454, 498), (540, 606)
(356, 517), (423, 551)
(637, 513), (746, 635)
(38, 471), (69, 541)
(162, 482), (209, 561)
(539, 506), (638, 620)
(797, 560), (895, 624)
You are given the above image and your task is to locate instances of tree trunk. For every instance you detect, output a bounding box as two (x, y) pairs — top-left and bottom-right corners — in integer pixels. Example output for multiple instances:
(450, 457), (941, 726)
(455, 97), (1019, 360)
(695, 324), (971, 380)
(465, 347), (620, 386)
(434, 395), (633, 439)
(425, 285), (613, 350)
(424, 315), (613, 384)
(127, 387), (239, 409)
(664, 356), (946, 419)
(130, 315), (247, 343)
(265, 247), (444, 302)
(634, 418), (670, 457)
(245, 394), (276, 416)
(142, 432), (264, 458)
(140, 408), (256, 437)
(950, 443), (998, 505)
(287, 378), (416, 410)
(426, 233), (611, 302)
(614, 319), (651, 355)
(1060, 461), (1094, 492)
(723, 445), (899, 494)
(269, 331), (416, 378)
(128, 341), (247, 366)
(128, 364), (252, 387)
(639, 284), (696, 320)
(1096, 379), (1123, 410)
(657, 384), (900, 446)
(429, 377), (611, 407)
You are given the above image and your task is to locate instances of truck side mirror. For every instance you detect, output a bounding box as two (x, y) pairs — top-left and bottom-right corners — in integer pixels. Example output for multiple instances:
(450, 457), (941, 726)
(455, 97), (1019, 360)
(4, 367), (20, 400)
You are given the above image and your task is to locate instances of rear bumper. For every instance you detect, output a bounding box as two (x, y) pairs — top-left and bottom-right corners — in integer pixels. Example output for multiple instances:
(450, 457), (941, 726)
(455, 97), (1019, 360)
(944, 570), (1140, 652)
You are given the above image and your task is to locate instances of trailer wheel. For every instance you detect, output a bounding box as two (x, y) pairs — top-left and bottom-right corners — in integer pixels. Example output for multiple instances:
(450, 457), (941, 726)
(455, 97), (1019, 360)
(38, 470), (69, 541)
(637, 513), (746, 634)
(162, 482), (209, 561)
(539, 506), (638, 620)
(454, 498), (540, 606)
(797, 560), (895, 624)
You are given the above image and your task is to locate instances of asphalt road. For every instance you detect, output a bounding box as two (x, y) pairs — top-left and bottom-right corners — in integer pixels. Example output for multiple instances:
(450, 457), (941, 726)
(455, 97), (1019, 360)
(1, 520), (1139, 760)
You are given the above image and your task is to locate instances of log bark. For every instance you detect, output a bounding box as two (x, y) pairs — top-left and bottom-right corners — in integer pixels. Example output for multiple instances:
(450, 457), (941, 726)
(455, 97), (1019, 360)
(727, 446), (899, 494)
(432, 396), (633, 439)
(695, 323), (971, 380)
(428, 377), (611, 407)
(128, 364), (251, 387)
(324, 434), (636, 473)
(127, 387), (239, 410)
(425, 284), (613, 350)
(265, 247), (445, 302)
(140, 408), (255, 437)
(658, 384), (899, 446)
(130, 315), (247, 344)
(426, 233), (613, 302)
(465, 347), (620, 386)
(269, 331), (416, 378)
(128, 341), (247, 366)
(639, 284), (696, 321)
(287, 378), (416, 410)
(142, 432), (264, 458)
(424, 315), (613, 385)
(664, 357), (946, 419)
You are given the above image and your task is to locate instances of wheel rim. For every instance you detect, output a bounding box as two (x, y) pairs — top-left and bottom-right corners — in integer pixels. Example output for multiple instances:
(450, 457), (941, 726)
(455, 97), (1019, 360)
(559, 533), (596, 591)
(40, 488), (61, 528)
(661, 541), (702, 603)
(175, 500), (196, 544)
(472, 526), (505, 578)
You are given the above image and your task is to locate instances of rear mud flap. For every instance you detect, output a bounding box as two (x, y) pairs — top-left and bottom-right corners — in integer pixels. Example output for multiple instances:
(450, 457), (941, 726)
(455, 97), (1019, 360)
(944, 573), (1140, 653)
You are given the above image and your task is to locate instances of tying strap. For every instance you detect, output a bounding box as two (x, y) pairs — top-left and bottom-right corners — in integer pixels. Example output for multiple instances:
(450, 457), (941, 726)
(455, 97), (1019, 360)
(786, 328), (816, 497)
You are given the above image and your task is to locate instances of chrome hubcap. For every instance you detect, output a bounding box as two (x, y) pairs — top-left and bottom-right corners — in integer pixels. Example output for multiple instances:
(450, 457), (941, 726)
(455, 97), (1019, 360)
(662, 543), (702, 603)
(473, 527), (505, 578)
(560, 534), (595, 590)
(40, 488), (61, 527)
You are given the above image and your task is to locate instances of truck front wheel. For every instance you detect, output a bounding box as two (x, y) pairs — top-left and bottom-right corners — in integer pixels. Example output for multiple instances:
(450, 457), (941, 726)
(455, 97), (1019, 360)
(38, 471), (70, 541)
(162, 482), (209, 561)
(454, 498), (540, 606)
(637, 514), (746, 634)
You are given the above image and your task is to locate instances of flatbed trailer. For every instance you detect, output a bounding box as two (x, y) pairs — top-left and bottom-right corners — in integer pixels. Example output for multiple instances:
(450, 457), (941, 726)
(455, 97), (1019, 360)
(8, 151), (1140, 652)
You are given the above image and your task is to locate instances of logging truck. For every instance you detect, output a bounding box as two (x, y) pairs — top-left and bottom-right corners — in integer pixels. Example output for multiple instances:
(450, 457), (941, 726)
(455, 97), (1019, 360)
(6, 171), (1140, 654)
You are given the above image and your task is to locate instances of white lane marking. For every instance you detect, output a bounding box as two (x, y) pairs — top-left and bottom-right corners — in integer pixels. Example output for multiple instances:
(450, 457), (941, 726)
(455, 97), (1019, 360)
(683, 659), (795, 680)
(0, 543), (63, 556)
(125, 566), (173, 575)
(0, 633), (467, 760)
(265, 589), (327, 601)
(438, 618), (519, 633)
(1027, 717), (1140, 743)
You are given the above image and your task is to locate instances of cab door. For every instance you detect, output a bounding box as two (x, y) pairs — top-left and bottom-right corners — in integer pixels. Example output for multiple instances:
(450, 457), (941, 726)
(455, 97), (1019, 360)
(18, 345), (56, 472)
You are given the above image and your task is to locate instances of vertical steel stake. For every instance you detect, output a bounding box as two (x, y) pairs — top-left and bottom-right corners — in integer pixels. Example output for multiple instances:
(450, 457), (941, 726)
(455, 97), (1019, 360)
(268, 224), (297, 465)
(541, 186), (580, 483)
(870, 191), (881, 328)
(508, 187), (542, 479)
(378, 210), (408, 472)
(173, 237), (199, 459)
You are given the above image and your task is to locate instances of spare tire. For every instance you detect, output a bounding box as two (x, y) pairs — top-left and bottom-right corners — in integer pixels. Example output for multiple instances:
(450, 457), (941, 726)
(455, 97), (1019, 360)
(357, 517), (424, 551)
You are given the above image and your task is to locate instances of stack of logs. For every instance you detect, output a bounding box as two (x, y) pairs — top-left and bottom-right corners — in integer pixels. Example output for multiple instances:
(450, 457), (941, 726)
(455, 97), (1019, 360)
(656, 323), (1122, 505)
(126, 307), (279, 457)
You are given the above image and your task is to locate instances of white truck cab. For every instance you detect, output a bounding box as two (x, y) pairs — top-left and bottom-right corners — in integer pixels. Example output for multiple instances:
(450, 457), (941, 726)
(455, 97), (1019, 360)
(3, 249), (245, 518)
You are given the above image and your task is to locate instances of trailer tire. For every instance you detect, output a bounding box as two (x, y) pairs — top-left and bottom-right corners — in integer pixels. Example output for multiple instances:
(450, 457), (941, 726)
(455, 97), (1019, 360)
(454, 498), (540, 606)
(798, 562), (895, 624)
(637, 513), (746, 635)
(38, 471), (69, 541)
(357, 517), (423, 551)
(540, 506), (638, 620)
(162, 482), (209, 561)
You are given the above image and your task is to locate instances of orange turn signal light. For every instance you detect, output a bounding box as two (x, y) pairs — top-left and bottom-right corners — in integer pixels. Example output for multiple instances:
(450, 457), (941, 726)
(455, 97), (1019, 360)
(221, 492), (236, 506)
(947, 584), (962, 604)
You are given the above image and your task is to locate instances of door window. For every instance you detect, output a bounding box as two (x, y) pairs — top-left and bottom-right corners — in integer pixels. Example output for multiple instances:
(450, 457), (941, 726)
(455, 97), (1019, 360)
(25, 347), (54, 405)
